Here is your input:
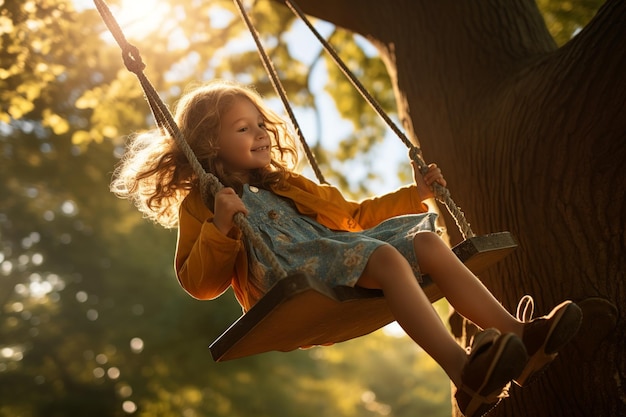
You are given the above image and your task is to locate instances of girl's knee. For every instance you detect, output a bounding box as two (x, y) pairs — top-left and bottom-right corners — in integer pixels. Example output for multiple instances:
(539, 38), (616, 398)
(372, 240), (400, 258)
(413, 230), (443, 247)
(358, 245), (410, 289)
(371, 243), (403, 262)
(412, 231), (451, 273)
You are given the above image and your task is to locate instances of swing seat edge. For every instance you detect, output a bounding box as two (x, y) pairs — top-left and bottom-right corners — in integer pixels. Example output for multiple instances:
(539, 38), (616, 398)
(209, 231), (518, 362)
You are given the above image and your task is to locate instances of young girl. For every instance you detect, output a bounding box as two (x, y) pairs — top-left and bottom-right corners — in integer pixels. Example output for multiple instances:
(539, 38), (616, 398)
(112, 80), (582, 417)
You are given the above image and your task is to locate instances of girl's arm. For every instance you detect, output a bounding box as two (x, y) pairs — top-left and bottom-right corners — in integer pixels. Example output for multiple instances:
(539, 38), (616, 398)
(283, 175), (429, 230)
(356, 163), (446, 227)
(284, 164), (445, 230)
(175, 191), (243, 300)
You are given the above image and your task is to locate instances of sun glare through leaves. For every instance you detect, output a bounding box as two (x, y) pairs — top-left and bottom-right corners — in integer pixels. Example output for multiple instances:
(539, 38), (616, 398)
(74, 0), (170, 41)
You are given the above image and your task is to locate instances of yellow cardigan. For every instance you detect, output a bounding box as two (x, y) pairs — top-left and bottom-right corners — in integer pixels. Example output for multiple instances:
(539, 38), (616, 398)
(175, 175), (429, 311)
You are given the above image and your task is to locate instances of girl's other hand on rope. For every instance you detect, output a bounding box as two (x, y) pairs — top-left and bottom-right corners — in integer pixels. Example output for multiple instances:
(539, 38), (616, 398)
(413, 162), (447, 200)
(214, 187), (248, 237)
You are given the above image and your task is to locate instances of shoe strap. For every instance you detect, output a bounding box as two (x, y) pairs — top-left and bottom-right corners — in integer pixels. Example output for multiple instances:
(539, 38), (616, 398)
(516, 295), (535, 323)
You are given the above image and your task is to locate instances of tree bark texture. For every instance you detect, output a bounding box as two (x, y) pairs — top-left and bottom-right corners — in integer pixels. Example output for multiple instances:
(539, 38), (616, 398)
(282, 0), (626, 415)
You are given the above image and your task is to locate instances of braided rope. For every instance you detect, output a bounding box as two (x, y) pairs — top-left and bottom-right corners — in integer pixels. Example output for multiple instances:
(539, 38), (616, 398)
(93, 0), (288, 279)
(284, 0), (475, 239)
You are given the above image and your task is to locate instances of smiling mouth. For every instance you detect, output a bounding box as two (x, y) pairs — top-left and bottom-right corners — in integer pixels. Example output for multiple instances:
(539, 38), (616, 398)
(252, 146), (270, 152)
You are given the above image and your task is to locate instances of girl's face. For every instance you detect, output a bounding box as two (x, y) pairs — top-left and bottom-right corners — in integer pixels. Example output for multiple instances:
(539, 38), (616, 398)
(217, 96), (272, 181)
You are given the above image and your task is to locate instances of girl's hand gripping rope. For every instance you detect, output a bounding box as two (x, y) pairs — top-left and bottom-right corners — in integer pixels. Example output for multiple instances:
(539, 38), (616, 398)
(413, 162), (447, 200)
(214, 187), (248, 237)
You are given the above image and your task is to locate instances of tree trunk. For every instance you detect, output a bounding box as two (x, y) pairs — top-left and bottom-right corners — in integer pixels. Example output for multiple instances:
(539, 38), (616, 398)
(285, 0), (626, 415)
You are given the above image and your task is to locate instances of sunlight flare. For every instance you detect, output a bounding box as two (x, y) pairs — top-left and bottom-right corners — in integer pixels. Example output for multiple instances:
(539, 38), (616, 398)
(73, 0), (170, 41)
(108, 0), (170, 40)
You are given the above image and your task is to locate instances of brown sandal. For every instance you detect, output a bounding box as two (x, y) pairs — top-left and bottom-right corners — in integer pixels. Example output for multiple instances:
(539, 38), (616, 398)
(455, 329), (528, 417)
(514, 297), (583, 386)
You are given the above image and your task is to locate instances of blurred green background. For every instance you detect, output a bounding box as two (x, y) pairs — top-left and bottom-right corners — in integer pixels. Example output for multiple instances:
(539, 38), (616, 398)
(0, 0), (600, 415)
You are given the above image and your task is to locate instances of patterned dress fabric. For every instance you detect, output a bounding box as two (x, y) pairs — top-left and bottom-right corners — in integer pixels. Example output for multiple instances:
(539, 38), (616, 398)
(241, 185), (439, 294)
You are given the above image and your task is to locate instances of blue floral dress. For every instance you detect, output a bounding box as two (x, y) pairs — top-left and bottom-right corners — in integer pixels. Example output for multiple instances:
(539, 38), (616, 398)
(241, 184), (439, 294)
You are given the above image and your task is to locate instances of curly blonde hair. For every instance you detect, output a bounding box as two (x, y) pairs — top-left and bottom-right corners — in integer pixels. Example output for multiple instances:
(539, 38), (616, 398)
(111, 80), (299, 228)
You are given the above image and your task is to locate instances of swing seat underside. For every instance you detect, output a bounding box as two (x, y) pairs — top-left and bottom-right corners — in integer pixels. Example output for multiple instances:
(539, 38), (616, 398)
(209, 232), (517, 361)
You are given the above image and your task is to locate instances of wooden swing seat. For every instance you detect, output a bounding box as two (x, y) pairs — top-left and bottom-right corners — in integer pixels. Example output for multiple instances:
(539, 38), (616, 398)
(210, 231), (517, 361)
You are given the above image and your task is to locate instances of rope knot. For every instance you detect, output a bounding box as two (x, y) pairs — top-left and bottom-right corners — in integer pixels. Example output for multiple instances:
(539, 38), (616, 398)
(122, 44), (146, 74)
(408, 145), (422, 164)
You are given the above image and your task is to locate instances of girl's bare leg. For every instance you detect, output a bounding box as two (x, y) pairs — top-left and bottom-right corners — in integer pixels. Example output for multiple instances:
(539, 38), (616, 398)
(413, 231), (524, 337)
(357, 245), (467, 387)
